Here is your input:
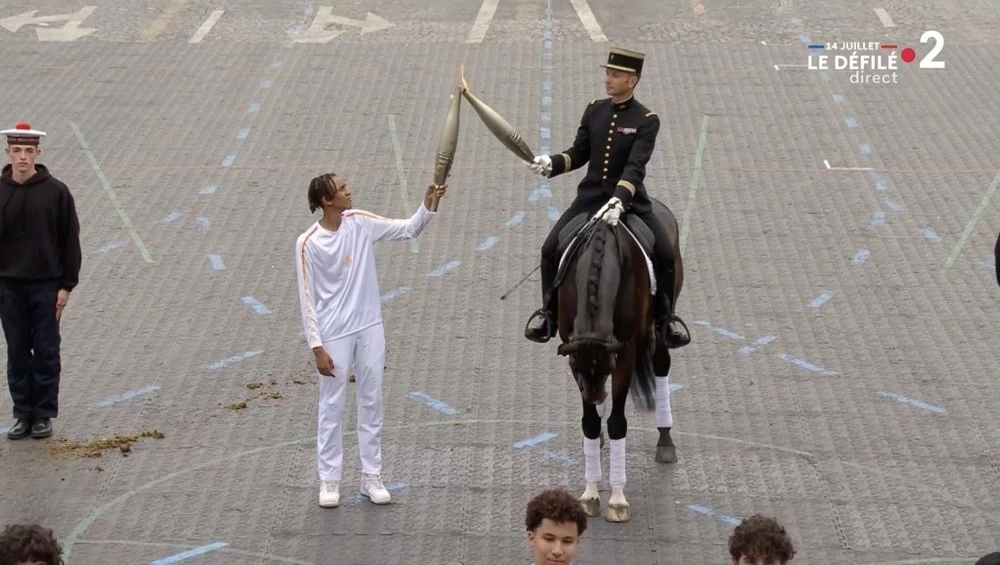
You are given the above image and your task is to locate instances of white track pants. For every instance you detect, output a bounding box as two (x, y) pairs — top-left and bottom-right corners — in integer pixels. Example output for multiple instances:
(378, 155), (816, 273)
(316, 322), (386, 482)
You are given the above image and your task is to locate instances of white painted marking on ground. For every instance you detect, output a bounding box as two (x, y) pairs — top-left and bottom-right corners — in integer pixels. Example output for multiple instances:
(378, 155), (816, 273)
(824, 159), (873, 171)
(874, 8), (896, 27)
(465, 0), (499, 43)
(189, 10), (223, 43)
(569, 0), (608, 42)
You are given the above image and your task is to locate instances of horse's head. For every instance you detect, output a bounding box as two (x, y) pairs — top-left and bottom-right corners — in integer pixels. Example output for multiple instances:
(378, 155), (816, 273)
(556, 218), (632, 404)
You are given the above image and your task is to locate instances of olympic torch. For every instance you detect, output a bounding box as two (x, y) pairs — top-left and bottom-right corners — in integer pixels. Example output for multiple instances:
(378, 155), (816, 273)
(459, 66), (535, 163)
(431, 85), (463, 212)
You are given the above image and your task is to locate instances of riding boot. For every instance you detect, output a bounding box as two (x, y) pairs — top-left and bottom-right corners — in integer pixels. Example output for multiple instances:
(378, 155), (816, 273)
(655, 274), (690, 349)
(524, 259), (559, 343)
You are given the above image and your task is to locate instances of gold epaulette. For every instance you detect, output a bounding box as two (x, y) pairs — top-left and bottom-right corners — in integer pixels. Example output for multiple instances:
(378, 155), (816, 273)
(645, 112), (657, 118)
(590, 98), (599, 105)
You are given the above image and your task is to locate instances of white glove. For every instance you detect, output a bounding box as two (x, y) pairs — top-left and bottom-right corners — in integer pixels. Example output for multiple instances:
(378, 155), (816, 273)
(593, 197), (624, 226)
(525, 155), (552, 177)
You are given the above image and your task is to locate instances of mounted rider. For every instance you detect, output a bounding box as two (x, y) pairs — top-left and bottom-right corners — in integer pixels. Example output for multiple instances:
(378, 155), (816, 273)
(523, 47), (690, 349)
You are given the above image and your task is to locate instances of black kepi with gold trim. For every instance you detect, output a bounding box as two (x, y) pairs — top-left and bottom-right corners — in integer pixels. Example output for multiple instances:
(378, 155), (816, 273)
(602, 47), (644, 75)
(1, 122), (46, 146)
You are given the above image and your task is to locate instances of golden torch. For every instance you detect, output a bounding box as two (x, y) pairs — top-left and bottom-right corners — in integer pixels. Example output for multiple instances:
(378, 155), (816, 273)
(459, 66), (535, 163)
(431, 84), (463, 212)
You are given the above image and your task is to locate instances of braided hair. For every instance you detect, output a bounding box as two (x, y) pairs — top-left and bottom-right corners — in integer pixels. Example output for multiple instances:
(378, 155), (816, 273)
(307, 173), (338, 213)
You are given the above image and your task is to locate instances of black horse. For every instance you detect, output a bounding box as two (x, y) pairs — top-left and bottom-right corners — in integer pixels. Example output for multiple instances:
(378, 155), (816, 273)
(552, 197), (683, 522)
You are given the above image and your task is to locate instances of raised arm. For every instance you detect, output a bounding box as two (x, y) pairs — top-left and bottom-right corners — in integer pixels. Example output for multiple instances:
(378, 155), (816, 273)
(549, 101), (594, 177)
(354, 203), (435, 242)
(295, 232), (323, 349)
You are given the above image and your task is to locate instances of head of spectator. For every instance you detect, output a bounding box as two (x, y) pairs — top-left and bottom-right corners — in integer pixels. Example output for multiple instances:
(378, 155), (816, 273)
(0, 524), (63, 565)
(728, 514), (796, 565)
(525, 488), (588, 564)
(975, 553), (1000, 565)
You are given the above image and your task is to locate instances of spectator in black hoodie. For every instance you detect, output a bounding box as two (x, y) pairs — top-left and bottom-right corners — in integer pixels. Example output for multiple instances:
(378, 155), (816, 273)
(0, 122), (81, 440)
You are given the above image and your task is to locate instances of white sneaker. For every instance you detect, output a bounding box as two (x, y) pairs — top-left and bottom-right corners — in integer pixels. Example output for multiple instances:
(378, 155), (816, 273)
(360, 474), (391, 505)
(318, 480), (340, 507)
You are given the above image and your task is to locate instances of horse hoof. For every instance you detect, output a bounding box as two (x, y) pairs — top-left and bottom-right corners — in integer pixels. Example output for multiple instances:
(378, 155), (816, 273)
(579, 497), (601, 517)
(655, 445), (678, 464)
(604, 503), (630, 523)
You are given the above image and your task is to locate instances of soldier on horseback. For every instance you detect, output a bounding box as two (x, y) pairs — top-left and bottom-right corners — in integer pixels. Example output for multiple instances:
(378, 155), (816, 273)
(523, 47), (690, 349)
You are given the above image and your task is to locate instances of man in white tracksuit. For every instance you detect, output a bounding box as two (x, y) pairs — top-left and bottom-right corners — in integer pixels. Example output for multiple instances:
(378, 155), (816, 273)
(296, 172), (445, 507)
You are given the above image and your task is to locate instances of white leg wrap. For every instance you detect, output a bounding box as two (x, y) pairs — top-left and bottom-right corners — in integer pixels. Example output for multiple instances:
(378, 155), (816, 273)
(609, 438), (626, 488)
(583, 436), (602, 483)
(655, 376), (673, 428)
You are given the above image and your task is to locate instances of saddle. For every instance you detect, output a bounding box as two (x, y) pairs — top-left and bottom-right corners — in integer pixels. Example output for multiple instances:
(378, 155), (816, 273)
(553, 212), (657, 295)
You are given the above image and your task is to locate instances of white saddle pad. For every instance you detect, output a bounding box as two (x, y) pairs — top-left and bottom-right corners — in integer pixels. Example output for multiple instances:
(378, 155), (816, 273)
(558, 221), (656, 295)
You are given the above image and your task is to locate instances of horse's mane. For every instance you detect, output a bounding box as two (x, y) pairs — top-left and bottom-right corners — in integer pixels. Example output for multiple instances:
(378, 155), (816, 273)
(586, 220), (609, 325)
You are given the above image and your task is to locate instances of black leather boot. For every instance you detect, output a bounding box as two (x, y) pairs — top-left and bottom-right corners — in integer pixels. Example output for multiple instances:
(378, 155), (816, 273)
(655, 291), (690, 349)
(525, 292), (558, 343)
(6, 419), (31, 440)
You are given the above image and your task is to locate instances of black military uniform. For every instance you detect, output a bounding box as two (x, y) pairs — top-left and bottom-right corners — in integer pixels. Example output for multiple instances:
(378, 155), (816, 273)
(524, 48), (689, 347)
(0, 123), (81, 440)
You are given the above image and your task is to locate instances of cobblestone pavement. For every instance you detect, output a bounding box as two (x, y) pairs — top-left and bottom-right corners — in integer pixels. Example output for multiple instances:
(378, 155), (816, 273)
(0, 1), (997, 564)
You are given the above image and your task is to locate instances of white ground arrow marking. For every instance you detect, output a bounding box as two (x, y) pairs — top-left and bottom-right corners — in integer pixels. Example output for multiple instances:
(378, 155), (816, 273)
(0, 6), (97, 40)
(823, 159), (873, 171)
(291, 7), (393, 43)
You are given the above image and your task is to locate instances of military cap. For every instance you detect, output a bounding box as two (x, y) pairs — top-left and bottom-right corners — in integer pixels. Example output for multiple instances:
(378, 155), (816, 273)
(1, 122), (46, 146)
(602, 47), (645, 75)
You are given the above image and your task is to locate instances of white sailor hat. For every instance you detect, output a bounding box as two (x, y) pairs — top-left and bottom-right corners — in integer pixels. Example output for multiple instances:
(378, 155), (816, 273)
(1, 122), (46, 145)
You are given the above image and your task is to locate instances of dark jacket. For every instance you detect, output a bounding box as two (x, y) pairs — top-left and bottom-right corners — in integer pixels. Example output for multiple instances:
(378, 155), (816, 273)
(995, 230), (999, 287)
(0, 164), (82, 291)
(548, 95), (660, 214)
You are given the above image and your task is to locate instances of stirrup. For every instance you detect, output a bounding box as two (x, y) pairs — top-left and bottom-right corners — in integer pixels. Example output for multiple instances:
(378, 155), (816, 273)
(524, 308), (554, 343)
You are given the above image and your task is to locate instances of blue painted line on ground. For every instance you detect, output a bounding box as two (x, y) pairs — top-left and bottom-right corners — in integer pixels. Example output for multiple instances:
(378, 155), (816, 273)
(529, 186), (552, 202)
(271, 60), (282, 68)
(799, 35), (811, 44)
(777, 353), (837, 376)
(199, 184), (216, 195)
(539, 127), (551, 139)
(150, 542), (229, 564)
(985, 259), (996, 270)
(477, 236), (499, 251)
(162, 210), (182, 223)
(247, 102), (260, 113)
(380, 286), (411, 302)
(832, 94), (844, 103)
(236, 127), (250, 140)
(426, 260), (461, 277)
(543, 450), (580, 466)
(859, 143), (871, 155)
(241, 296), (271, 315)
(694, 320), (744, 341)
(820, 71), (831, 81)
(222, 154), (236, 167)
(93, 385), (160, 408)
(920, 228), (941, 241)
(873, 172), (888, 192)
(790, 18), (802, 25)
(809, 291), (833, 308)
(668, 383), (685, 392)
(851, 248), (869, 266)
(195, 217), (210, 230)
(207, 254), (225, 270)
(95, 241), (126, 254)
(0, 427), (7, 435)
(540, 113), (551, 122)
(886, 199), (904, 212)
(407, 392), (457, 415)
(208, 350), (263, 370)
(845, 116), (858, 128)
(506, 211), (526, 227)
(878, 391), (946, 414)
(542, 80), (552, 90)
(737, 334), (776, 354)
(514, 431), (558, 449)
(687, 504), (742, 526)
(260, 79), (272, 89)
(345, 481), (407, 505)
(542, 96), (552, 106)
(872, 210), (886, 226)
(547, 205), (560, 221)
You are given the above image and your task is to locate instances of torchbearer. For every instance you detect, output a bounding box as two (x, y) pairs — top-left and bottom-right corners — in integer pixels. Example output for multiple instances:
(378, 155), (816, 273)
(522, 48), (690, 350)
(0, 122), (81, 441)
(295, 173), (445, 508)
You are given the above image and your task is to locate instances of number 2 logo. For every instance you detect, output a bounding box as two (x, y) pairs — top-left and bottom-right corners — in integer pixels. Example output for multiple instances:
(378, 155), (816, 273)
(919, 30), (945, 69)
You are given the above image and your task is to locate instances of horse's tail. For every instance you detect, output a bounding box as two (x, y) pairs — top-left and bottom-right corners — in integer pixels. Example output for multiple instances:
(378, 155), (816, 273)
(631, 336), (657, 412)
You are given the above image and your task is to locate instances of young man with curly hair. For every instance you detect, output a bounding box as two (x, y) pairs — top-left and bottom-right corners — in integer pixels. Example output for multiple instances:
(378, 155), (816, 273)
(728, 514), (796, 565)
(0, 524), (63, 565)
(525, 488), (588, 564)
